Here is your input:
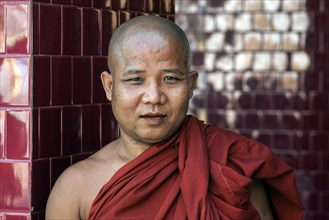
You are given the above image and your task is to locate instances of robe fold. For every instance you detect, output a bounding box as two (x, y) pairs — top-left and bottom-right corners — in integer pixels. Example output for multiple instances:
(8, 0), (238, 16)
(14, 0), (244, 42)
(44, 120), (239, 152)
(89, 115), (304, 220)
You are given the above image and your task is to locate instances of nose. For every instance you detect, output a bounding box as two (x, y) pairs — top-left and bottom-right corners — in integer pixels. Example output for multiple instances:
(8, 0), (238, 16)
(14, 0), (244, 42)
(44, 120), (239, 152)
(141, 80), (166, 105)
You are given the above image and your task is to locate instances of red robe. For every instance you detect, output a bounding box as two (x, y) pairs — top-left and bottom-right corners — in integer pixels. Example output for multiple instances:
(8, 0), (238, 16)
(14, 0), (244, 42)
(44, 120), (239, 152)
(89, 115), (304, 219)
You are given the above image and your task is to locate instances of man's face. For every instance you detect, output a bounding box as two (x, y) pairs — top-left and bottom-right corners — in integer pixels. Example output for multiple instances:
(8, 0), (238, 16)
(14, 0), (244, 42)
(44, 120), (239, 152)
(103, 31), (197, 145)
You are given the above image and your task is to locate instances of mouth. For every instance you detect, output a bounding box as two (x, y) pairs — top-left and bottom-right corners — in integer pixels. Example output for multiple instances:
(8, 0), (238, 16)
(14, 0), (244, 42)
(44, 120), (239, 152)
(140, 113), (167, 124)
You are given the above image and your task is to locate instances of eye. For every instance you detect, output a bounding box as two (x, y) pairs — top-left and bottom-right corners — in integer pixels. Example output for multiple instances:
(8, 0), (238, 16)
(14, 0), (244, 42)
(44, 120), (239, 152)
(163, 76), (178, 81)
(126, 77), (143, 84)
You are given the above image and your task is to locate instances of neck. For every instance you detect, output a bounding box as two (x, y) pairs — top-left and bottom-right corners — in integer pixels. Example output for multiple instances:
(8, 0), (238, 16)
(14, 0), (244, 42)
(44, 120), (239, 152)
(115, 135), (151, 162)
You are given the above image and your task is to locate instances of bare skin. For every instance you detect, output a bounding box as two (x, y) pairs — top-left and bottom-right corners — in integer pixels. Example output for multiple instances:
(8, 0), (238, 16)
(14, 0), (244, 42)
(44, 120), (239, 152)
(46, 16), (273, 220)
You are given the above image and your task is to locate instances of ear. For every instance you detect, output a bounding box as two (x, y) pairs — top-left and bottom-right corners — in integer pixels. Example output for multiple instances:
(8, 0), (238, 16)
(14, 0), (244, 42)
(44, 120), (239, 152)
(188, 70), (198, 99)
(101, 71), (113, 101)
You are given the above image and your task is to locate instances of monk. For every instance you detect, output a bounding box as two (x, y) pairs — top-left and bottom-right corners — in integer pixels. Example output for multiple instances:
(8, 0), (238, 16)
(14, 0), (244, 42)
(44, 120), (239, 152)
(46, 15), (304, 219)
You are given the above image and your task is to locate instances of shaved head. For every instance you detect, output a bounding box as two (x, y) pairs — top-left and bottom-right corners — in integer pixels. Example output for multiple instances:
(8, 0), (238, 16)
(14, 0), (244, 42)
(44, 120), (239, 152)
(107, 15), (192, 73)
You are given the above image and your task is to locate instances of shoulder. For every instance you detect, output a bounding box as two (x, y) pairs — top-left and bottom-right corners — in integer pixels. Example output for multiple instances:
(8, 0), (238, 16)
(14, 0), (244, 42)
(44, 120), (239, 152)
(45, 157), (97, 219)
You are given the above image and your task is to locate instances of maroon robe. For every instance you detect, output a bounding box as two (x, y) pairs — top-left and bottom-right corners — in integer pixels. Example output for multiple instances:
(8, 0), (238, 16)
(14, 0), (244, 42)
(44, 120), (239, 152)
(89, 115), (304, 219)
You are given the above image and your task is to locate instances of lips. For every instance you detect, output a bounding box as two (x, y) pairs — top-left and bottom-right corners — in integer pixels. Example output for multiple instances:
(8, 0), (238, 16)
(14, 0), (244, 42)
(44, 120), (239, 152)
(140, 113), (166, 124)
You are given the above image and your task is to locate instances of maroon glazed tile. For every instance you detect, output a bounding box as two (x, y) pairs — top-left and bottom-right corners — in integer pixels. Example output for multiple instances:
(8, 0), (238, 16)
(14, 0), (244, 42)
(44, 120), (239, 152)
(32, 109), (39, 159)
(39, 4), (61, 55)
(93, 0), (111, 8)
(5, 214), (30, 220)
(146, 0), (160, 13)
(6, 110), (30, 160)
(306, 0), (321, 11)
(254, 93), (272, 109)
(31, 159), (50, 211)
(302, 112), (320, 130)
(323, 70), (329, 92)
(273, 133), (290, 149)
(0, 5), (5, 53)
(0, 162), (31, 212)
(292, 132), (310, 150)
(236, 92), (253, 109)
(34, 0), (50, 2)
(301, 153), (320, 170)
(0, 57), (30, 107)
(72, 0), (92, 7)
(62, 6), (81, 55)
(101, 103), (117, 146)
(273, 92), (290, 110)
(62, 106), (82, 155)
(51, 56), (72, 105)
(101, 10), (117, 56)
(310, 132), (329, 152)
(6, 4), (29, 54)
(206, 90), (217, 109)
(310, 92), (329, 111)
(305, 33), (319, 52)
(314, 53), (329, 72)
(82, 8), (100, 55)
(192, 52), (204, 67)
(160, 0), (174, 13)
(82, 104), (100, 152)
(322, 113), (329, 131)
(0, 111), (4, 159)
(33, 4), (40, 54)
(254, 131), (272, 147)
(291, 92), (308, 110)
(262, 113), (279, 129)
(128, 0), (146, 11)
(92, 56), (108, 103)
(207, 111), (224, 127)
(111, 0), (127, 10)
(72, 57), (91, 104)
(33, 56), (50, 106)
(39, 107), (61, 158)
(52, 0), (72, 5)
(119, 11), (134, 25)
(50, 156), (71, 188)
(71, 152), (91, 164)
(244, 111), (260, 129)
(281, 112), (300, 130)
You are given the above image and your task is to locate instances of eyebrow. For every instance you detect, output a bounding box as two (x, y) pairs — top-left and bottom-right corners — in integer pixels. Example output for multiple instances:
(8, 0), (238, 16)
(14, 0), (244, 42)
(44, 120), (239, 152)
(160, 68), (185, 75)
(122, 69), (145, 76)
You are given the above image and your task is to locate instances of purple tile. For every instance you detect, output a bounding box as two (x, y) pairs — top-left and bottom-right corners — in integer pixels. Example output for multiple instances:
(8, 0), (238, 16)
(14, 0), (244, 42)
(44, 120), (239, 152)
(236, 92), (253, 109)
(101, 103), (117, 146)
(303, 73), (320, 92)
(82, 8), (100, 55)
(0, 111), (4, 159)
(50, 156), (71, 188)
(273, 133), (290, 149)
(39, 4), (61, 55)
(101, 10), (117, 56)
(0, 5), (4, 53)
(92, 57), (108, 103)
(51, 56), (72, 105)
(310, 92), (329, 111)
(207, 111), (224, 127)
(292, 132), (310, 150)
(72, 57), (91, 104)
(5, 4), (29, 54)
(34, 0), (50, 2)
(306, 0), (321, 11)
(273, 93), (290, 110)
(301, 153), (320, 170)
(305, 33), (319, 52)
(71, 152), (91, 164)
(0, 57), (30, 107)
(39, 107), (61, 158)
(33, 4), (39, 54)
(33, 56), (50, 106)
(254, 131), (272, 147)
(62, 106), (82, 155)
(313, 173), (328, 191)
(291, 92), (308, 110)
(322, 113), (329, 131)
(6, 110), (30, 160)
(0, 162), (31, 212)
(82, 104), (100, 152)
(62, 6), (81, 55)
(31, 159), (50, 211)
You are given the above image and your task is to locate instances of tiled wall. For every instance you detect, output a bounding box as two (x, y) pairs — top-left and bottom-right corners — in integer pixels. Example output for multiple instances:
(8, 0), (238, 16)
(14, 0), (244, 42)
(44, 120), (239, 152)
(176, 0), (329, 219)
(1, 0), (174, 219)
(0, 0), (32, 219)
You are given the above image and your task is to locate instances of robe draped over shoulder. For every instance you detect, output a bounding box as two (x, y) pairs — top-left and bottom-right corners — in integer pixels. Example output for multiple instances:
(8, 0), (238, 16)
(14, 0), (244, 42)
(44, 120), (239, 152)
(89, 115), (304, 219)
